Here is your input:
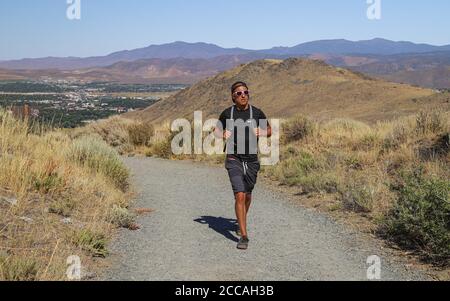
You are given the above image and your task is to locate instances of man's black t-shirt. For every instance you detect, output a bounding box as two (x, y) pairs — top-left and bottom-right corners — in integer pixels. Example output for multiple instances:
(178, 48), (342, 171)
(218, 105), (268, 161)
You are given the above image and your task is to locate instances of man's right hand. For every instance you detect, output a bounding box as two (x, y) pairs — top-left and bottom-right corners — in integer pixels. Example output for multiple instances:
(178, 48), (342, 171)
(223, 130), (232, 140)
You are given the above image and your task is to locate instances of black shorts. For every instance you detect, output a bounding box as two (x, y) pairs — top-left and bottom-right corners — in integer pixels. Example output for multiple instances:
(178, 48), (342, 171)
(225, 155), (261, 195)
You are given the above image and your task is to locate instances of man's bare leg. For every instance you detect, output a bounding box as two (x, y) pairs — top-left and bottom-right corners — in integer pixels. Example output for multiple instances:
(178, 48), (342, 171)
(235, 192), (248, 238)
(245, 193), (252, 216)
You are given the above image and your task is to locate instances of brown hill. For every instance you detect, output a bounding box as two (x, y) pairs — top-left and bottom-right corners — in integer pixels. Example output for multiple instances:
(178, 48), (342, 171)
(79, 55), (271, 84)
(125, 58), (448, 125)
(346, 51), (450, 89)
(381, 67), (450, 89)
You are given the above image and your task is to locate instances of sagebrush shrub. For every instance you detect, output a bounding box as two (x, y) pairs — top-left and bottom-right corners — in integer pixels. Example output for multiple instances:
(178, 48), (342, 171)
(380, 168), (450, 264)
(282, 115), (315, 143)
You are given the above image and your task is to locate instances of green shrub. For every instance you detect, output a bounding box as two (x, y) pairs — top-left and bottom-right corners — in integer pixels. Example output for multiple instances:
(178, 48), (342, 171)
(344, 155), (363, 170)
(66, 135), (129, 191)
(48, 197), (76, 217)
(338, 175), (376, 213)
(109, 205), (136, 229)
(274, 151), (320, 185)
(380, 168), (450, 265)
(74, 116), (134, 154)
(271, 150), (337, 194)
(296, 172), (338, 194)
(33, 173), (63, 194)
(71, 229), (108, 258)
(0, 255), (38, 281)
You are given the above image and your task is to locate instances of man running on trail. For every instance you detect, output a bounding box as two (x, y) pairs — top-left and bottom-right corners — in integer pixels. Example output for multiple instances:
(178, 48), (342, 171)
(214, 81), (272, 250)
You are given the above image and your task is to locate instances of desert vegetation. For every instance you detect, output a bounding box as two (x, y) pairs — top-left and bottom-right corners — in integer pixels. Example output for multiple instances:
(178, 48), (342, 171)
(0, 109), (135, 280)
(266, 110), (449, 265)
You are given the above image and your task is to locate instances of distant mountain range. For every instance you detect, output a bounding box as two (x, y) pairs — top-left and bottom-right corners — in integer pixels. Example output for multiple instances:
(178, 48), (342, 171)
(0, 42), (252, 70)
(261, 38), (450, 57)
(2, 38), (450, 70)
(1, 38), (450, 88)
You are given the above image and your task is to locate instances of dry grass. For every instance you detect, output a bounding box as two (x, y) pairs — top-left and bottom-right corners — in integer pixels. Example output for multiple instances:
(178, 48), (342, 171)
(269, 109), (449, 209)
(0, 109), (134, 280)
(70, 115), (156, 158)
(127, 122), (154, 147)
(265, 109), (449, 264)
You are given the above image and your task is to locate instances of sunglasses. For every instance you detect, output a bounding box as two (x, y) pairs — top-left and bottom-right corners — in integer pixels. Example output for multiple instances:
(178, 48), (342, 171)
(233, 90), (250, 97)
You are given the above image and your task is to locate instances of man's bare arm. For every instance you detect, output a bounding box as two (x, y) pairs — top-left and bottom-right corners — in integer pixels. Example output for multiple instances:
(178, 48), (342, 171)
(254, 123), (272, 138)
(214, 127), (232, 140)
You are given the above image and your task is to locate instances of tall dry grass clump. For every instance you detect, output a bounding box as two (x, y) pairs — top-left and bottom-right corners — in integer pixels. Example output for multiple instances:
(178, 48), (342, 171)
(70, 115), (155, 156)
(144, 122), (175, 159)
(142, 120), (225, 163)
(0, 109), (134, 280)
(281, 114), (316, 144)
(127, 122), (154, 147)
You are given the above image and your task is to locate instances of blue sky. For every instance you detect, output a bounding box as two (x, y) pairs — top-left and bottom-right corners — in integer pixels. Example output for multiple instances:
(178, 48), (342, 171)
(0, 0), (449, 60)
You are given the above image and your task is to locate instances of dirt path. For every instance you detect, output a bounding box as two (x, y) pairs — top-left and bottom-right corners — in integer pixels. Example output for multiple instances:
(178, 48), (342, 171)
(102, 157), (430, 281)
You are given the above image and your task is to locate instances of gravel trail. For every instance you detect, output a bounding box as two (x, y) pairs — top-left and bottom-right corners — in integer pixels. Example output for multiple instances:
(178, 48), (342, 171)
(102, 157), (429, 281)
